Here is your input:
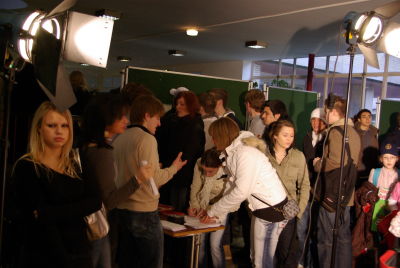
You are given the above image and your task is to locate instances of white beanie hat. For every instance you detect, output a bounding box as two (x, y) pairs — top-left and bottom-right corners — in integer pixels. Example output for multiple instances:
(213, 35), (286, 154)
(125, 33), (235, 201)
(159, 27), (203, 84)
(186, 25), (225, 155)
(169, 87), (189, 96)
(310, 108), (327, 124)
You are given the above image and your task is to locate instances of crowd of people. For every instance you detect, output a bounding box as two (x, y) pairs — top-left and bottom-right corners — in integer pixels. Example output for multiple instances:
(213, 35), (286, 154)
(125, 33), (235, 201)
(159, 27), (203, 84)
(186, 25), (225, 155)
(4, 74), (400, 268)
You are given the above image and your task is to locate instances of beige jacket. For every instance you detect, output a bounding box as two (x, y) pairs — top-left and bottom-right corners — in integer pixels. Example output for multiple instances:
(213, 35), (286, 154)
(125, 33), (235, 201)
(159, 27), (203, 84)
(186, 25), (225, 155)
(266, 148), (310, 219)
(113, 126), (177, 212)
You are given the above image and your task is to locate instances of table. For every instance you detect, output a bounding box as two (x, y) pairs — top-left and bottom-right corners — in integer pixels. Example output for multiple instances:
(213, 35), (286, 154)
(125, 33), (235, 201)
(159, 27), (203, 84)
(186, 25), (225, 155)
(163, 223), (225, 268)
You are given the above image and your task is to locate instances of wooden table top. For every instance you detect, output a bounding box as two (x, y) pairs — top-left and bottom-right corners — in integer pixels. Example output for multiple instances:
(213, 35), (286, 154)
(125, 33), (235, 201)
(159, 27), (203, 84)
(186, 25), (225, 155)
(163, 225), (225, 237)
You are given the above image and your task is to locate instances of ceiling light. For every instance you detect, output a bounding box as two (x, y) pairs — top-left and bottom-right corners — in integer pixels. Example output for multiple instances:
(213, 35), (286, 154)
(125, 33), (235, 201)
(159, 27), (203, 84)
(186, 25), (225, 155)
(80, 63), (89, 66)
(117, 56), (131, 62)
(168, 50), (186, 56)
(186, 28), (198, 36)
(95, 9), (121, 21)
(245, 40), (267, 49)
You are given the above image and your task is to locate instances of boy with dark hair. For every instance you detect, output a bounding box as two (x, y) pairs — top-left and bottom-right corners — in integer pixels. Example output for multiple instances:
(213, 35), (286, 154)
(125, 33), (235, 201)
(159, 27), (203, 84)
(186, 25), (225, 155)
(313, 94), (361, 268)
(198, 92), (218, 150)
(208, 88), (243, 129)
(244, 89), (265, 138)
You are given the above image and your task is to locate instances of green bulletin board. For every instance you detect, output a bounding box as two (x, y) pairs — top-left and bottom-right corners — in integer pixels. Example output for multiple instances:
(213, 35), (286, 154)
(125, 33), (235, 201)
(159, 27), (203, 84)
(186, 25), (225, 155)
(124, 67), (250, 123)
(266, 87), (319, 149)
(378, 99), (400, 140)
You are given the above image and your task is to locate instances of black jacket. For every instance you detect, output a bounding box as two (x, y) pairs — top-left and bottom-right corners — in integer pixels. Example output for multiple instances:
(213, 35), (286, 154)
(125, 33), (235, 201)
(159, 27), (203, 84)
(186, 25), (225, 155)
(156, 113), (205, 187)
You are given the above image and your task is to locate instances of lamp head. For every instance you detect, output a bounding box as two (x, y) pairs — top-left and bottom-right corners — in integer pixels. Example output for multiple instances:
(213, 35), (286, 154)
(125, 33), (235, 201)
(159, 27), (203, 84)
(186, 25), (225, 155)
(344, 11), (384, 46)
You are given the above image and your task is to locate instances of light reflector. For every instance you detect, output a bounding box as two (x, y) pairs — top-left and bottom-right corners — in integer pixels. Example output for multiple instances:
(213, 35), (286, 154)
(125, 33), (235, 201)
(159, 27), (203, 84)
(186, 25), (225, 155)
(63, 12), (114, 68)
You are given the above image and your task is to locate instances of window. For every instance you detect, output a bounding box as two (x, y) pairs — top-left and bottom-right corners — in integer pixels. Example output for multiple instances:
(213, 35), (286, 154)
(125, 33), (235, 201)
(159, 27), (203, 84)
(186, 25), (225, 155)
(249, 52), (400, 112)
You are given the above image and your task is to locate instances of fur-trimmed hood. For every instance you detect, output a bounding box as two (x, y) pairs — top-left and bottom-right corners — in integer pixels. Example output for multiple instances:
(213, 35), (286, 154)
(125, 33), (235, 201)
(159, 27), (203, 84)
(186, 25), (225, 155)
(241, 135), (267, 154)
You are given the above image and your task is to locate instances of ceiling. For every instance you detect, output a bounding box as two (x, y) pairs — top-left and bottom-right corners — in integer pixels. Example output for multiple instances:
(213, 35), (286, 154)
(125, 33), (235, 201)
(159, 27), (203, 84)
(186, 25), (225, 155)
(1, 0), (399, 73)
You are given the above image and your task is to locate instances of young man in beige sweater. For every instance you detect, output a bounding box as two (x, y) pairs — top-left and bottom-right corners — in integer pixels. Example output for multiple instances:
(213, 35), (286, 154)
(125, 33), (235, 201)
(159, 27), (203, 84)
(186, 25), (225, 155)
(113, 95), (186, 268)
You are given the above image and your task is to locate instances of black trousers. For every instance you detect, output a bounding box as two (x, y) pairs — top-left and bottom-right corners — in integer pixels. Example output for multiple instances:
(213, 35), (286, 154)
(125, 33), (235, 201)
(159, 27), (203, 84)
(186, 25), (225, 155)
(275, 218), (299, 268)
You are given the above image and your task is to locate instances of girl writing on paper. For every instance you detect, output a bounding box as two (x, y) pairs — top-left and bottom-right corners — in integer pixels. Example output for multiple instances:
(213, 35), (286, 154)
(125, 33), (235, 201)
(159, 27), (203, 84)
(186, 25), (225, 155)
(188, 148), (233, 268)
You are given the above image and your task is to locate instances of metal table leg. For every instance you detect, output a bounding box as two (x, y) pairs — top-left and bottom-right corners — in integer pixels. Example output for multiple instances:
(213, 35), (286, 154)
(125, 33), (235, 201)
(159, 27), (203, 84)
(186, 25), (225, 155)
(190, 234), (201, 268)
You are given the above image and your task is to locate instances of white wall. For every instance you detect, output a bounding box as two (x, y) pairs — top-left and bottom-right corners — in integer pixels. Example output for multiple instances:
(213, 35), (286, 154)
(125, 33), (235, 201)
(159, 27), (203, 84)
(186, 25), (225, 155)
(161, 60), (245, 80)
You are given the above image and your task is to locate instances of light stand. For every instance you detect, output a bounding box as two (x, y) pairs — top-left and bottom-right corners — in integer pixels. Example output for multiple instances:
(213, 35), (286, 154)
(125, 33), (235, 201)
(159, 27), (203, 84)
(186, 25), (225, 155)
(329, 41), (355, 267)
(0, 62), (16, 264)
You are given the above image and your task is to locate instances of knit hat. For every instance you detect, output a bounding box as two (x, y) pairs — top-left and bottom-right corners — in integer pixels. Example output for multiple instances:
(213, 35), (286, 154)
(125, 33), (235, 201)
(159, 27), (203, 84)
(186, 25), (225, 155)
(310, 108), (327, 124)
(169, 87), (189, 96)
(380, 141), (398, 156)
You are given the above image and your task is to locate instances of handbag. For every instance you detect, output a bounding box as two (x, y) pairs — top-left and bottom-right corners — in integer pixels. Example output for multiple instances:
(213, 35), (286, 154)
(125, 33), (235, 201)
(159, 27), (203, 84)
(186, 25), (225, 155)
(252, 194), (300, 221)
(85, 203), (109, 241)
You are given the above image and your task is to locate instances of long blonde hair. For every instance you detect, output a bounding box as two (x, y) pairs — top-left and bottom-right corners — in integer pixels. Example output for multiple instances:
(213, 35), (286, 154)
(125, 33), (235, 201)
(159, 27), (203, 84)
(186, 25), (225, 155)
(25, 101), (79, 178)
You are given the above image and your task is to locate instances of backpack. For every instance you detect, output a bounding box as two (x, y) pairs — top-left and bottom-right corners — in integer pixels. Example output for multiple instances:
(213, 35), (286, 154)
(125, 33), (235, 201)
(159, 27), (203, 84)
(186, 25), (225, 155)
(315, 126), (358, 212)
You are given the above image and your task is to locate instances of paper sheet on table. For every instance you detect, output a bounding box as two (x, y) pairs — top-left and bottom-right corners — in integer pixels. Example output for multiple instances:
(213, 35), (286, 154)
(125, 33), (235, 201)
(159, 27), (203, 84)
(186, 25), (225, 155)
(160, 220), (186, 232)
(184, 216), (221, 229)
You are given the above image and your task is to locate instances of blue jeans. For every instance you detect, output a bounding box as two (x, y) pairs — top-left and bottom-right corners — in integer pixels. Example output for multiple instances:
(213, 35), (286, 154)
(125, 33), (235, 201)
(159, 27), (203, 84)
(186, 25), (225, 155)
(250, 215), (286, 268)
(117, 209), (163, 268)
(317, 206), (351, 268)
(199, 217), (227, 268)
(90, 235), (111, 268)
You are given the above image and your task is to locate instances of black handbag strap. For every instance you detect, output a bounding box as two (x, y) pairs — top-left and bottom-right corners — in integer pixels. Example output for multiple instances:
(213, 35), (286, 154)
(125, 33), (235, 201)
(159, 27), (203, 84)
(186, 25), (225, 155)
(251, 194), (287, 213)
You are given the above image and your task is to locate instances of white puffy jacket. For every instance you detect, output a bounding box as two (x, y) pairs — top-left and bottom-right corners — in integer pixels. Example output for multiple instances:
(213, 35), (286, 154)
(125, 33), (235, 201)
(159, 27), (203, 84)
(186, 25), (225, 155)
(208, 131), (287, 218)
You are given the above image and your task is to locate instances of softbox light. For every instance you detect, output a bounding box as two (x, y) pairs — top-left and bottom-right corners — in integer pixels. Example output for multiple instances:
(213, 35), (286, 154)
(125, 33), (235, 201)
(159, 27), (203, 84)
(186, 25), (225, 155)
(63, 12), (114, 68)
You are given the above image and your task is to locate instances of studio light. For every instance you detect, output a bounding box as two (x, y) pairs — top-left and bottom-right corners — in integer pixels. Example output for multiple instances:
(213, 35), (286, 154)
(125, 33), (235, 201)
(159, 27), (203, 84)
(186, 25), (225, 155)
(348, 12), (384, 46)
(186, 28), (198, 36)
(63, 12), (114, 68)
(18, 11), (61, 62)
(168, 49), (186, 56)
(344, 0), (400, 68)
(245, 40), (267, 49)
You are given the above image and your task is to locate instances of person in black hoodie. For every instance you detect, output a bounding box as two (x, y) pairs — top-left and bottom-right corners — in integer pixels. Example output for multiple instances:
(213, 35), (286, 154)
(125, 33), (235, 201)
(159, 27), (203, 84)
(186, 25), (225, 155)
(157, 90), (205, 212)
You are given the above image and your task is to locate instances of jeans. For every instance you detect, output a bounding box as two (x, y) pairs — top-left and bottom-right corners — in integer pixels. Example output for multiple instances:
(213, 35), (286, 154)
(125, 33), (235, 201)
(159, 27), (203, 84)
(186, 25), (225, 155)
(317, 206), (351, 268)
(198, 217), (227, 268)
(90, 235), (111, 268)
(250, 215), (286, 268)
(117, 209), (163, 268)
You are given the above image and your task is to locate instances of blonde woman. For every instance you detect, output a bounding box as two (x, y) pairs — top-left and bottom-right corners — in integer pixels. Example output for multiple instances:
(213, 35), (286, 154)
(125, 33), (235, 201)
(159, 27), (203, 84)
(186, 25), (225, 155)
(9, 101), (100, 268)
(201, 117), (287, 268)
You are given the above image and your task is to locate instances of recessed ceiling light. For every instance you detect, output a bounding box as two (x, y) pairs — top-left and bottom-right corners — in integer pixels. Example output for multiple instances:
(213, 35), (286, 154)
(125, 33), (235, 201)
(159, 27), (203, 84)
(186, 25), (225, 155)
(95, 9), (122, 21)
(168, 50), (186, 56)
(186, 28), (198, 36)
(117, 56), (131, 62)
(245, 40), (268, 49)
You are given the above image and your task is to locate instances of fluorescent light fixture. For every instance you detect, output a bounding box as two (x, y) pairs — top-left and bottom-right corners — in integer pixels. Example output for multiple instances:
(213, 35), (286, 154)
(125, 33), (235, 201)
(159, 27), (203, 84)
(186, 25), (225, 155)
(80, 63), (89, 66)
(95, 9), (121, 21)
(168, 50), (186, 56)
(117, 56), (131, 62)
(63, 12), (114, 68)
(186, 28), (198, 36)
(245, 40), (267, 49)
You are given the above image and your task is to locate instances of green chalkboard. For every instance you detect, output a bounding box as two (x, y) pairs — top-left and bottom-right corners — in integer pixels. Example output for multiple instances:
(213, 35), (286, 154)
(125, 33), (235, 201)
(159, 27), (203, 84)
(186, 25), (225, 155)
(378, 99), (400, 140)
(266, 87), (319, 149)
(125, 67), (250, 123)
